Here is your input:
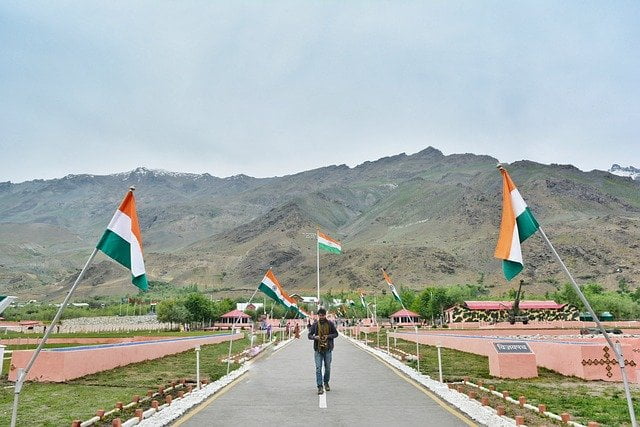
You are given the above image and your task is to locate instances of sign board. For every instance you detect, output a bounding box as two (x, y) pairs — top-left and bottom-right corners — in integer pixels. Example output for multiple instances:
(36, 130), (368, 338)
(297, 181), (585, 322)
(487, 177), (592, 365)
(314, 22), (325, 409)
(493, 342), (532, 354)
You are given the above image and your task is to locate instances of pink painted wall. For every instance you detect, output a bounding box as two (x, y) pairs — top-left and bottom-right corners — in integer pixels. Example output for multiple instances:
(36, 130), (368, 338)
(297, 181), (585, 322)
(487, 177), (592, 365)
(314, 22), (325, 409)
(0, 335), (196, 346)
(8, 333), (244, 382)
(527, 340), (638, 382)
(411, 328), (640, 337)
(489, 352), (538, 379)
(446, 320), (640, 330)
(390, 332), (640, 382)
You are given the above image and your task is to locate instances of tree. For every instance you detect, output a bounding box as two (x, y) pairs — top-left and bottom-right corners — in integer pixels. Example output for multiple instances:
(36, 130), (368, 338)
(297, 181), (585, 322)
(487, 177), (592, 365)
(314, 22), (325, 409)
(617, 278), (630, 295)
(375, 295), (401, 318)
(582, 283), (604, 295)
(399, 287), (416, 309)
(428, 288), (454, 322)
(410, 288), (434, 319)
(211, 298), (234, 321)
(550, 283), (581, 307)
(156, 299), (190, 328)
(184, 293), (212, 326)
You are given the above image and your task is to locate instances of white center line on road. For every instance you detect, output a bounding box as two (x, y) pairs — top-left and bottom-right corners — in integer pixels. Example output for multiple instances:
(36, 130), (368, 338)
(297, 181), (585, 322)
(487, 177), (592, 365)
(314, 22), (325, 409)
(319, 393), (327, 409)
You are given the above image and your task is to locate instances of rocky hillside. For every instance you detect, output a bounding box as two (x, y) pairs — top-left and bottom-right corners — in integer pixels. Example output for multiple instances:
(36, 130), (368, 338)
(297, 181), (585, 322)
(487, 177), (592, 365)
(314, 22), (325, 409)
(1, 148), (639, 300)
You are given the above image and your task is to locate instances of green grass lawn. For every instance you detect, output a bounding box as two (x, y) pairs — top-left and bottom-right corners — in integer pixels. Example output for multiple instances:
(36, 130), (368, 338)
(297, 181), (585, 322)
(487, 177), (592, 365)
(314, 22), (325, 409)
(362, 329), (640, 426)
(0, 336), (252, 426)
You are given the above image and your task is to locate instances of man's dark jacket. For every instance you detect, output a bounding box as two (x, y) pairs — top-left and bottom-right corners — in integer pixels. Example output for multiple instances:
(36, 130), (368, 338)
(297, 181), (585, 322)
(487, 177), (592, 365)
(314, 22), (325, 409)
(308, 320), (338, 351)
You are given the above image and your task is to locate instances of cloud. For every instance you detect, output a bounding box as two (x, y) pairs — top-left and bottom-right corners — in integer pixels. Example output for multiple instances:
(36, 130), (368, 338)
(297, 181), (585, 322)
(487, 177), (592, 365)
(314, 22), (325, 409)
(1, 1), (638, 182)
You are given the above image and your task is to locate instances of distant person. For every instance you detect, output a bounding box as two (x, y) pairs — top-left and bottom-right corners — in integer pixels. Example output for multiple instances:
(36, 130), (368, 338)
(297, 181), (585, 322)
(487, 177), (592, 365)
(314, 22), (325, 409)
(308, 308), (338, 395)
(293, 323), (300, 339)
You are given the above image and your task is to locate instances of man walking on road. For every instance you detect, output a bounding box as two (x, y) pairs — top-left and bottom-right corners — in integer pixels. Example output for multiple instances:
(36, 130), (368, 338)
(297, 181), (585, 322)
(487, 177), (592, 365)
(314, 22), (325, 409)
(308, 307), (338, 395)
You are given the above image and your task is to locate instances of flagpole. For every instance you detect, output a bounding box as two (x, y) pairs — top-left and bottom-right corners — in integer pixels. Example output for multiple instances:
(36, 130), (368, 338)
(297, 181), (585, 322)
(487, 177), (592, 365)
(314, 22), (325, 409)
(228, 284), (261, 375)
(382, 268), (406, 310)
(10, 248), (99, 427)
(316, 229), (320, 307)
(374, 295), (378, 325)
(538, 227), (637, 427)
(246, 286), (260, 307)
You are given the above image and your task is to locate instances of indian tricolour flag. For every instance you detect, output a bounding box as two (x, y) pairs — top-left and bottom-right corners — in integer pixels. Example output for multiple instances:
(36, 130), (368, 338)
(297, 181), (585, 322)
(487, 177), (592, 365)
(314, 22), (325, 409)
(96, 191), (148, 291)
(298, 307), (309, 318)
(494, 167), (540, 280)
(382, 269), (403, 304)
(317, 231), (342, 254)
(258, 269), (300, 313)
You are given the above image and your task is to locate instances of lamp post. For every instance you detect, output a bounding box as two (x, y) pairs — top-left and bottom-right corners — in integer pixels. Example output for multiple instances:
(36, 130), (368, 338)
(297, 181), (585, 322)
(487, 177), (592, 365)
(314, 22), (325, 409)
(437, 345), (443, 382)
(415, 326), (420, 372)
(195, 346), (201, 390)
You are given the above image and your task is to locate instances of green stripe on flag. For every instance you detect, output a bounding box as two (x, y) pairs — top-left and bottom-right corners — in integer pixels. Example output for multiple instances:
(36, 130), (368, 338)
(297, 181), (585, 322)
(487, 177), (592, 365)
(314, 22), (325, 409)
(132, 274), (148, 291)
(502, 260), (523, 281)
(258, 282), (281, 304)
(258, 282), (294, 310)
(97, 229), (132, 270)
(97, 230), (148, 291)
(516, 207), (539, 242)
(319, 242), (341, 254)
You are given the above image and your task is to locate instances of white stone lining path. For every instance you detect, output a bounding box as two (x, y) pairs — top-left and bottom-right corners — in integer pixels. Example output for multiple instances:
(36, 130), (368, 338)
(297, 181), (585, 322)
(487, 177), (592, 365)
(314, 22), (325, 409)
(133, 339), (289, 427)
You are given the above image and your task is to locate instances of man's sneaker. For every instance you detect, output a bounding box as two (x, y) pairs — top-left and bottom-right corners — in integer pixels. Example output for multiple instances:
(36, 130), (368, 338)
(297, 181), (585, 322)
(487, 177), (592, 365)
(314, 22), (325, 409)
(324, 383), (330, 391)
(317, 386), (324, 395)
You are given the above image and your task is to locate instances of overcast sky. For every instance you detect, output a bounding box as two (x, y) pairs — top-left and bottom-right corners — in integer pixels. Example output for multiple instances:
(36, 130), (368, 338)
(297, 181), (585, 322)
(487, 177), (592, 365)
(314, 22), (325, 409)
(1, 2), (638, 183)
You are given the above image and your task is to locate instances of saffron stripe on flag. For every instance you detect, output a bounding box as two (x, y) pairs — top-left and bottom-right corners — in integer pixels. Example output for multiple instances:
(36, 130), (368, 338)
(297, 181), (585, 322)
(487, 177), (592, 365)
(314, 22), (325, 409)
(96, 190), (148, 291)
(494, 167), (540, 281)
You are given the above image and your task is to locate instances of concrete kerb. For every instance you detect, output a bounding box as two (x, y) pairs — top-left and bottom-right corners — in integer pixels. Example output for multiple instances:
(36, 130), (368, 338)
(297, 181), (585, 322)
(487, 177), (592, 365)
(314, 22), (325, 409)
(343, 334), (515, 427)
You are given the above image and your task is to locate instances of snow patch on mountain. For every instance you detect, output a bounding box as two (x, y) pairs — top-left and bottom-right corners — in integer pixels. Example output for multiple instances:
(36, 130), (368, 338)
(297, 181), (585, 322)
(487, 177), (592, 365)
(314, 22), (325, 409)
(609, 164), (640, 180)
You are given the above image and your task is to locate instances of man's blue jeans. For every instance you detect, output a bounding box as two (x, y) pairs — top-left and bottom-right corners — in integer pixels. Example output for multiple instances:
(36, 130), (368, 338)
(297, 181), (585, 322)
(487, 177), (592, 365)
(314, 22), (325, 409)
(314, 350), (332, 387)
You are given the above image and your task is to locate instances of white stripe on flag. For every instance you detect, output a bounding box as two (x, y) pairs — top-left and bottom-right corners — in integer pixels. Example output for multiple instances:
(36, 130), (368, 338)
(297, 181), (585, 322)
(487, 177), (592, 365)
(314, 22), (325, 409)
(508, 223), (523, 264)
(510, 188), (527, 217)
(130, 234), (145, 277)
(107, 210), (133, 244)
(106, 210), (145, 277)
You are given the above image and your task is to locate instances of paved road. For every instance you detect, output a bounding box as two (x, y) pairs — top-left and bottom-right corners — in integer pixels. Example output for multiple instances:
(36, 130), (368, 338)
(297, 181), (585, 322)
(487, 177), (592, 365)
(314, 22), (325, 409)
(178, 336), (475, 427)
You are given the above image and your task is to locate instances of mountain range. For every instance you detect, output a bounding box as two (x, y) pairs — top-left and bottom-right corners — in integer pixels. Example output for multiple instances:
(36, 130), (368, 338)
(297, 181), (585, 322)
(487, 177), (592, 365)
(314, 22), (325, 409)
(609, 164), (640, 181)
(1, 147), (639, 300)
